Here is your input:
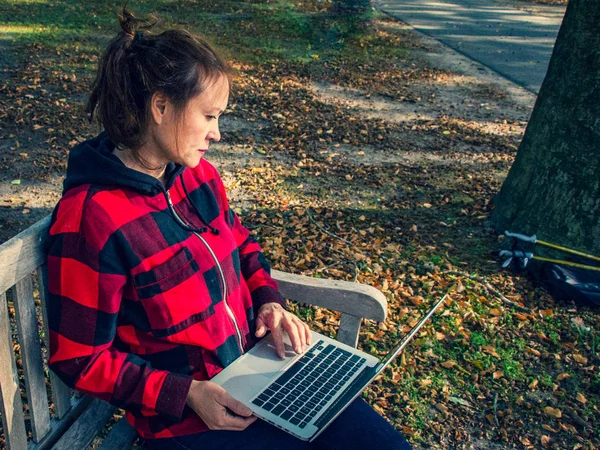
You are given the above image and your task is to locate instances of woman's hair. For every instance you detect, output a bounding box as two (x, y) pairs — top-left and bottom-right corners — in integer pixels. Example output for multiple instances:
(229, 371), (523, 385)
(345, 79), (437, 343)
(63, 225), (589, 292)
(87, 7), (230, 152)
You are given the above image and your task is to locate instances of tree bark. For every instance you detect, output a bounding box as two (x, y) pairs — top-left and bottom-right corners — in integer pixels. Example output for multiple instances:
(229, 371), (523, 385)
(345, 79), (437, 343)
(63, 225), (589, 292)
(492, 0), (600, 256)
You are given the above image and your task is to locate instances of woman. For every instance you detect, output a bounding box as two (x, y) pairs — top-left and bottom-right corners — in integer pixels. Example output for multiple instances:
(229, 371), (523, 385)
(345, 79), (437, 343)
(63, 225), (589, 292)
(46, 8), (412, 450)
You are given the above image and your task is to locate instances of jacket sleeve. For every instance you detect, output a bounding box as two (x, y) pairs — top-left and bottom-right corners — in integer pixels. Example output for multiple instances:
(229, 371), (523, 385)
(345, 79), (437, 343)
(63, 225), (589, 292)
(211, 170), (286, 312)
(46, 190), (193, 421)
(228, 208), (286, 311)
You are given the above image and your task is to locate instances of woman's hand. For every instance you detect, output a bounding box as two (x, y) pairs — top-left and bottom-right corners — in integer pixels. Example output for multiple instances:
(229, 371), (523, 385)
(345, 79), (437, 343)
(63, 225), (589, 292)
(186, 380), (257, 431)
(255, 302), (312, 358)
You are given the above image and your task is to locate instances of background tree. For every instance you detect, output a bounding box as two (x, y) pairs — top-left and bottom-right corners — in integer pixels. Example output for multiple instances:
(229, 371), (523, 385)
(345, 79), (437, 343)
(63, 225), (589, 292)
(493, 0), (600, 256)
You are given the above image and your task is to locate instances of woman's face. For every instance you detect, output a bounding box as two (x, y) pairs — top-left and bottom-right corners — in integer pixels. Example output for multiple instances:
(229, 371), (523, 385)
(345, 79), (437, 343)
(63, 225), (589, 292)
(153, 74), (229, 169)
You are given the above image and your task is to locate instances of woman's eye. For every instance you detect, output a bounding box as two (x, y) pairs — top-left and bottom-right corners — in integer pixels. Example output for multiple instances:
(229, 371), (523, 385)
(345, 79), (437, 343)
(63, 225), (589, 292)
(207, 115), (217, 121)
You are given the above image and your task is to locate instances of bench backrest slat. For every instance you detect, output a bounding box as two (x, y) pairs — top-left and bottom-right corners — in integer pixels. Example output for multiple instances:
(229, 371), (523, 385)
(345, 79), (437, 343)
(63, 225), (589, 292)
(0, 217), (50, 295)
(0, 291), (29, 450)
(36, 263), (72, 420)
(12, 276), (52, 442)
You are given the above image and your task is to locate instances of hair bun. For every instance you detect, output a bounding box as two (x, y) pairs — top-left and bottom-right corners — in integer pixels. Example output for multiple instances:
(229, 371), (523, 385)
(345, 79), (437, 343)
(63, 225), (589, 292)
(118, 7), (156, 39)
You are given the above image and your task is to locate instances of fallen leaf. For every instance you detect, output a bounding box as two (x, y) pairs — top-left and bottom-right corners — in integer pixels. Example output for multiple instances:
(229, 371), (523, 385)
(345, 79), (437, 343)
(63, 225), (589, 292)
(541, 435), (551, 447)
(448, 396), (472, 408)
(571, 316), (590, 332)
(556, 373), (570, 381)
(572, 354), (588, 365)
(435, 403), (449, 414)
(576, 393), (587, 404)
(441, 360), (456, 369)
(543, 406), (562, 419)
(11, 179), (21, 185)
(483, 345), (501, 358)
(493, 371), (504, 380)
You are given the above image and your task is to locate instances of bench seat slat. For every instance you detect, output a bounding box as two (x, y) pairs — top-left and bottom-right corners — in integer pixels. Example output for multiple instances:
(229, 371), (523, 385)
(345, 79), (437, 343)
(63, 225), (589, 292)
(28, 396), (92, 450)
(97, 416), (139, 450)
(36, 264), (72, 420)
(12, 276), (51, 443)
(0, 291), (28, 450)
(50, 398), (116, 450)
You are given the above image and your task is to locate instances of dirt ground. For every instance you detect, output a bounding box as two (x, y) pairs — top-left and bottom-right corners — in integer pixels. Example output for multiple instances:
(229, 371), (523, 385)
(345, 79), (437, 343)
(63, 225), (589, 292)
(0, 21), (533, 245)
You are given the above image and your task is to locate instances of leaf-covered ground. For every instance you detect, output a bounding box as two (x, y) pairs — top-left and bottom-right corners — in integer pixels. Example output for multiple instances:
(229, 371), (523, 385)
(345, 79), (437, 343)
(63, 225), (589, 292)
(0, 1), (597, 449)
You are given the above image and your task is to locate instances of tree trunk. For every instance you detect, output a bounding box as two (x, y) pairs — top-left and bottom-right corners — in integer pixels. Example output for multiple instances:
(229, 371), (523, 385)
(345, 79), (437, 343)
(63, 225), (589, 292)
(492, 0), (600, 256)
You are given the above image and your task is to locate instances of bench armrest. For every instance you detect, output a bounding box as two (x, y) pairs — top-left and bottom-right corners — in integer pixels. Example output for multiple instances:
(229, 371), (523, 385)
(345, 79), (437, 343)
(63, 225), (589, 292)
(271, 269), (387, 347)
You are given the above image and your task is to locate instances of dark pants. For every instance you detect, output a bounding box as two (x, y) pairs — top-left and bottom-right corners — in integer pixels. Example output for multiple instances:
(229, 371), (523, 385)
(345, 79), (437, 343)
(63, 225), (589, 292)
(147, 398), (412, 450)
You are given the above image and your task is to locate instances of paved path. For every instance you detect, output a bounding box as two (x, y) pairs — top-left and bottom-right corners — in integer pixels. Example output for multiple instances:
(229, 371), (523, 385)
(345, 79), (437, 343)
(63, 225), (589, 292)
(375, 0), (566, 94)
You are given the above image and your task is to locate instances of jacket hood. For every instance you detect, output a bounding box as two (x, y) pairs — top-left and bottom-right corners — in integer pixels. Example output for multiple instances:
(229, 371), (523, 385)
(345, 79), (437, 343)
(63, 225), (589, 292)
(63, 130), (184, 196)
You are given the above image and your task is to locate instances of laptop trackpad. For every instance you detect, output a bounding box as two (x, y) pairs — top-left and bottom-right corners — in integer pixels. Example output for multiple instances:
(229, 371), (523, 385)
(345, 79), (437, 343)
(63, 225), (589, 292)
(245, 334), (297, 373)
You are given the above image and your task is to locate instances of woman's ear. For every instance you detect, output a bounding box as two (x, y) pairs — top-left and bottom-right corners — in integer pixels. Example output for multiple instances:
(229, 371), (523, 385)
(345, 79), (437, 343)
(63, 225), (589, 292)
(150, 91), (168, 124)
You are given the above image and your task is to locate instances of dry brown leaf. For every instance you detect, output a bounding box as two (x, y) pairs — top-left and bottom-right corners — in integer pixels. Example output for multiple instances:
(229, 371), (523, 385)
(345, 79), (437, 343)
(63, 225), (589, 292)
(572, 354), (588, 365)
(576, 393), (587, 404)
(543, 406), (562, 419)
(483, 345), (501, 358)
(529, 379), (538, 389)
(571, 316), (590, 332)
(435, 403), (449, 414)
(541, 435), (551, 447)
(441, 360), (456, 369)
(527, 347), (541, 357)
(519, 436), (532, 446)
(556, 373), (570, 381)
(409, 296), (424, 306)
(489, 308), (502, 317)
(493, 371), (504, 380)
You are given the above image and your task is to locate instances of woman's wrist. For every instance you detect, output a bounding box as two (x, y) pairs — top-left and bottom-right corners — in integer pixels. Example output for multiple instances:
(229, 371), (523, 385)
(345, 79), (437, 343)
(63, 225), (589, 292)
(186, 380), (203, 407)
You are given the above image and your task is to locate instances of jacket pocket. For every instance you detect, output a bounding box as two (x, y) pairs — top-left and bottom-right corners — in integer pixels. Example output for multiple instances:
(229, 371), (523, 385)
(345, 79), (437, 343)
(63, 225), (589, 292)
(133, 247), (198, 300)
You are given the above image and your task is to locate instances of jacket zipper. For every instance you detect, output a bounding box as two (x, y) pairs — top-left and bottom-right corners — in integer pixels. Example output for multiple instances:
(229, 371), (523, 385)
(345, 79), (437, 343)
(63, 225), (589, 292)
(165, 190), (244, 353)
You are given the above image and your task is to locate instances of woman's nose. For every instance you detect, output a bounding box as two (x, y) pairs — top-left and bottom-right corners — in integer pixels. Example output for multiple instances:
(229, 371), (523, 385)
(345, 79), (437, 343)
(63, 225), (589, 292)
(209, 123), (221, 143)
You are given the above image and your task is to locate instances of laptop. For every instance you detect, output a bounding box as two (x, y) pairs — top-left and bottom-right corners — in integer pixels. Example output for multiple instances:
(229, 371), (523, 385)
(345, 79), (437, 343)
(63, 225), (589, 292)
(211, 294), (447, 441)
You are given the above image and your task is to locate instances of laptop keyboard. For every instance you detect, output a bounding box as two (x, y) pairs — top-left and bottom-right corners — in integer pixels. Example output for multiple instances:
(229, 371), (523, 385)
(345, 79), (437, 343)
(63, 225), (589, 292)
(251, 340), (367, 429)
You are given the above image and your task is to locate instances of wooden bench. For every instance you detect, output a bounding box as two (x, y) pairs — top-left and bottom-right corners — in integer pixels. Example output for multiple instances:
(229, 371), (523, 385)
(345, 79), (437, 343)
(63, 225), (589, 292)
(0, 216), (387, 450)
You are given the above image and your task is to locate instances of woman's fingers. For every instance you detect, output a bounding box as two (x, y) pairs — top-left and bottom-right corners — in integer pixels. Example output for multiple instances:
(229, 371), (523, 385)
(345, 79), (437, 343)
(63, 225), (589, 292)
(283, 317), (303, 353)
(269, 313), (286, 358)
(218, 392), (257, 430)
(299, 318), (312, 346)
(256, 303), (313, 357)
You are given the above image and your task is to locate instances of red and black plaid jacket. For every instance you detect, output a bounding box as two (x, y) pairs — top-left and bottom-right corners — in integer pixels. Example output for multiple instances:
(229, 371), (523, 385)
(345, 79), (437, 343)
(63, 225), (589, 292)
(46, 132), (284, 440)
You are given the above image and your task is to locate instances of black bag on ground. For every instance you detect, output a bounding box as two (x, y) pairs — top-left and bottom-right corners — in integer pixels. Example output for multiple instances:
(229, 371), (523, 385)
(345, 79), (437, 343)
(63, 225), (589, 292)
(538, 263), (600, 307)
